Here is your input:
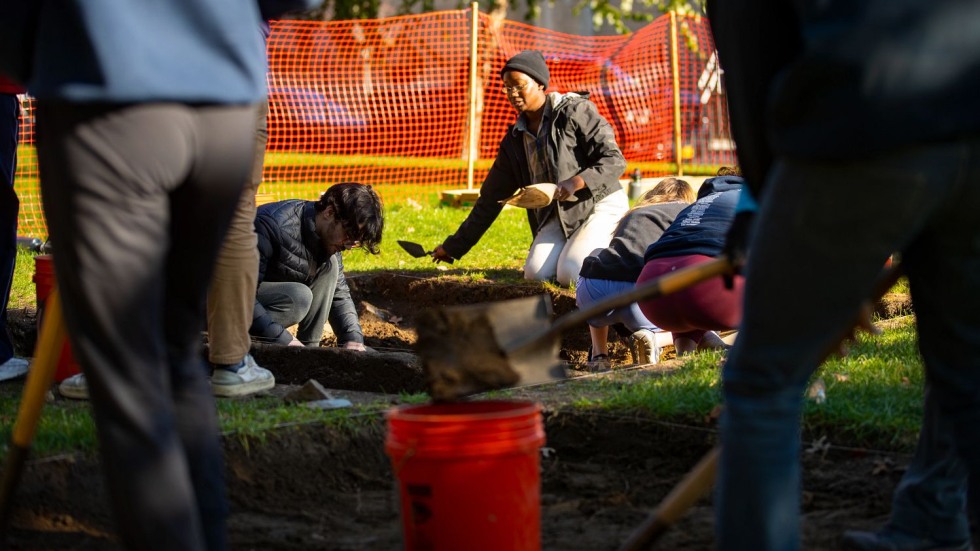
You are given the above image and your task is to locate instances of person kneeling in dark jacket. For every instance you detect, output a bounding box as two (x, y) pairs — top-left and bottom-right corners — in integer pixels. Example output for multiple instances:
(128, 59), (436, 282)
(250, 182), (384, 350)
(636, 171), (744, 356)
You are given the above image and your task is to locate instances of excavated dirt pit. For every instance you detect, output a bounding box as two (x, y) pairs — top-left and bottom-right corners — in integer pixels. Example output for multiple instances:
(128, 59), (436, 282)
(2, 271), (918, 549)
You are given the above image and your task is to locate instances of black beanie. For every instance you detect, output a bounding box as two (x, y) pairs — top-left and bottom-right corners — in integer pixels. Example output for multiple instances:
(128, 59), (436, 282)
(500, 50), (550, 88)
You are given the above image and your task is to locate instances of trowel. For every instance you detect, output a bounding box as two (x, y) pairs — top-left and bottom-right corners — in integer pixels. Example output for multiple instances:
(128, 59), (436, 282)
(397, 240), (453, 264)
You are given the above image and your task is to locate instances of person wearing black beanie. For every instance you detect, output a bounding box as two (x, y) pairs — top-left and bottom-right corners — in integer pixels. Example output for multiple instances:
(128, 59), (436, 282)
(500, 49), (550, 88)
(432, 49), (628, 287)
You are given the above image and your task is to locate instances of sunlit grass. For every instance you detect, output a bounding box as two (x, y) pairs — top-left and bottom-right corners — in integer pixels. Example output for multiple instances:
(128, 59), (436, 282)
(2, 195), (925, 459)
(8, 247), (36, 310)
(0, 318), (925, 460)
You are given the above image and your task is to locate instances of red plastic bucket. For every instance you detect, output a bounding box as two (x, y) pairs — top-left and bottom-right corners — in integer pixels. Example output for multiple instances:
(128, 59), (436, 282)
(385, 400), (546, 551)
(32, 255), (81, 382)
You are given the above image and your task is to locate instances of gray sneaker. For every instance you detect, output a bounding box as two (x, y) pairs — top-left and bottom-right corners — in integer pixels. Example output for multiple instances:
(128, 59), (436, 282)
(585, 354), (612, 373)
(629, 330), (660, 365)
(211, 354), (275, 397)
(841, 528), (972, 551)
(0, 357), (30, 381)
(59, 372), (89, 400)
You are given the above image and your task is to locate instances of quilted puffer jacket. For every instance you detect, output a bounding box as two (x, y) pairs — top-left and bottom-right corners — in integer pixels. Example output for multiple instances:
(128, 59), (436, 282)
(251, 199), (362, 344)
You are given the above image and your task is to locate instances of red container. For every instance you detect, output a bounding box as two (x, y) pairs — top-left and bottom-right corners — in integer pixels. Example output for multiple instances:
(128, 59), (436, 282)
(32, 254), (81, 382)
(385, 400), (545, 551)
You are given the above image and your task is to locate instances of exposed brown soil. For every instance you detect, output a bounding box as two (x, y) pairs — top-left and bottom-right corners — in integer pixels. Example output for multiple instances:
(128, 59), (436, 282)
(2, 271), (917, 550)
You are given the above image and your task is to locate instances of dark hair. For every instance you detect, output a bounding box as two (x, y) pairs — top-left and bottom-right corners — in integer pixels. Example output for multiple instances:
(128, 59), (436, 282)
(314, 182), (384, 254)
(716, 166), (741, 176)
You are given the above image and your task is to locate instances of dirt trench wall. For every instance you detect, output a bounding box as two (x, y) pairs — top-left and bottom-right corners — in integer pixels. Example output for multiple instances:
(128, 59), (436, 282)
(6, 409), (902, 550)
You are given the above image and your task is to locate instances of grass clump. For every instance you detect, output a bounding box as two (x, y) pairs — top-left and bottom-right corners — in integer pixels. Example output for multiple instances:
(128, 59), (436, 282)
(8, 247), (37, 310)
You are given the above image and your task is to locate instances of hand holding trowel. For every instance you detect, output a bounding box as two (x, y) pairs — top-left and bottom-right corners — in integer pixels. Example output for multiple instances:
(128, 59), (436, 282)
(397, 240), (453, 264)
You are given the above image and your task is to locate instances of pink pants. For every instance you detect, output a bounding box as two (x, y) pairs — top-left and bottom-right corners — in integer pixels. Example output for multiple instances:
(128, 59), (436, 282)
(637, 254), (744, 343)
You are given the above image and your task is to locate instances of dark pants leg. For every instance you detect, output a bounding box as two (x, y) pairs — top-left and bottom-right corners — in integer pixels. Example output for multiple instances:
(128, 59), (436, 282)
(716, 141), (980, 550)
(36, 101), (255, 551)
(899, 157), (980, 533)
(0, 93), (19, 363)
(886, 384), (969, 540)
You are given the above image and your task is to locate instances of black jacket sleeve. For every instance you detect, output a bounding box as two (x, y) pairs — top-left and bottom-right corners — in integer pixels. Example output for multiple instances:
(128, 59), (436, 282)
(441, 138), (524, 259)
(567, 99), (627, 199)
(706, 0), (802, 200)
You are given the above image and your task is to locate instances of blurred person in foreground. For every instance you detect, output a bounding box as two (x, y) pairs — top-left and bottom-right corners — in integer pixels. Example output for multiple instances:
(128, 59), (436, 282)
(4, 0), (319, 549)
(707, 0), (980, 549)
(206, 22), (277, 398)
(432, 50), (628, 286)
(249, 183), (383, 351)
(0, 78), (28, 380)
(575, 177), (695, 370)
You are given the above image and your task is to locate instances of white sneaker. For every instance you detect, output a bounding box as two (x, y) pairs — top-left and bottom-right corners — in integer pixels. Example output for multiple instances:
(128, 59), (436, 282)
(698, 331), (732, 352)
(211, 354), (275, 397)
(59, 372), (89, 400)
(630, 330), (661, 365)
(0, 357), (30, 381)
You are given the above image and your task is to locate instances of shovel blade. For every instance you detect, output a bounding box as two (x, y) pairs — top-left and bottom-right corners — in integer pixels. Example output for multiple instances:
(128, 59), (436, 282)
(416, 294), (566, 401)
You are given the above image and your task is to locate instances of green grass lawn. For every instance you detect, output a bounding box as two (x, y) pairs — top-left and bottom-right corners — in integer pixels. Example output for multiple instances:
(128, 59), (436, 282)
(0, 318), (925, 459)
(1, 200), (927, 460)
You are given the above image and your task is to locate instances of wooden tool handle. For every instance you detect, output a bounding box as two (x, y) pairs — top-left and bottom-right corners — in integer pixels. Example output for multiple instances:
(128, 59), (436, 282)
(617, 262), (904, 550)
(548, 256), (733, 339)
(619, 447), (720, 551)
(1, 288), (67, 532)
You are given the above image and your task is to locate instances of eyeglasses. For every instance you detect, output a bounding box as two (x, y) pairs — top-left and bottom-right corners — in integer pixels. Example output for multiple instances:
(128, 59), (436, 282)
(501, 81), (535, 95)
(334, 217), (362, 251)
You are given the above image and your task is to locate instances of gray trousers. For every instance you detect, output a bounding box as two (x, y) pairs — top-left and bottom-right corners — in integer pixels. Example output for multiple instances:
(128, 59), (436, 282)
(36, 101), (256, 551)
(256, 257), (340, 346)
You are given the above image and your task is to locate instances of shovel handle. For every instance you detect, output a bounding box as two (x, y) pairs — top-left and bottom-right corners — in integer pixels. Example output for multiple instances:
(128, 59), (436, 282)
(1, 288), (67, 531)
(546, 256), (734, 340)
(618, 261), (905, 550)
(619, 446), (720, 551)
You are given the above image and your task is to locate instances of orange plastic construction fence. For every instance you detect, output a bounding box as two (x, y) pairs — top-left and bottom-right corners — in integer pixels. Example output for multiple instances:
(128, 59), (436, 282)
(13, 10), (734, 239)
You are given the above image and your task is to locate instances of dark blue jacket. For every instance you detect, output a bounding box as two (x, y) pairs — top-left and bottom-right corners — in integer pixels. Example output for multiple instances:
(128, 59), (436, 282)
(643, 177), (742, 261)
(252, 200), (362, 345)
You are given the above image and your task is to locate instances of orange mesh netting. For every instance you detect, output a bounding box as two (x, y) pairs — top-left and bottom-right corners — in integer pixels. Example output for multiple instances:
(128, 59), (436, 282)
(14, 10), (734, 239)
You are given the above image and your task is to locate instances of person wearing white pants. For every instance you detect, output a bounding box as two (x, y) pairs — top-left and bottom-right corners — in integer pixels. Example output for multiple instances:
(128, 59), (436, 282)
(524, 187), (627, 285)
(432, 50), (628, 285)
